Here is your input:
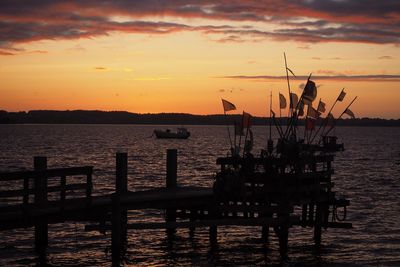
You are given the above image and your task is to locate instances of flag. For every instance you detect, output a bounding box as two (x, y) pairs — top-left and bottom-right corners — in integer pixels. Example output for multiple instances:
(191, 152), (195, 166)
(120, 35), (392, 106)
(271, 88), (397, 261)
(242, 111), (252, 128)
(298, 101), (305, 116)
(344, 108), (355, 119)
(235, 122), (244, 136)
(307, 105), (320, 119)
(221, 99), (236, 112)
(305, 117), (316, 130)
(290, 93), (298, 109)
(317, 100), (326, 113)
(303, 80), (317, 104)
(337, 90), (346, 102)
(279, 93), (287, 109)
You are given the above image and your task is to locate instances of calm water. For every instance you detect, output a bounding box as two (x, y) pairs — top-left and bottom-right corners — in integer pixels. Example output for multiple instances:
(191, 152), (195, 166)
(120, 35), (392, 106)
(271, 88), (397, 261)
(0, 125), (399, 266)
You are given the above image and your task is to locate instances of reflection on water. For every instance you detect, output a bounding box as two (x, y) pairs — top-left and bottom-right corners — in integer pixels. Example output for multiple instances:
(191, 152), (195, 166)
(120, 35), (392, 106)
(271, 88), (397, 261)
(0, 125), (399, 266)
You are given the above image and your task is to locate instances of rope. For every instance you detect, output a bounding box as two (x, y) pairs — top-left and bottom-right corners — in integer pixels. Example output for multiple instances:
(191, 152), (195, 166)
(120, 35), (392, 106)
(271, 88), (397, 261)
(333, 204), (347, 222)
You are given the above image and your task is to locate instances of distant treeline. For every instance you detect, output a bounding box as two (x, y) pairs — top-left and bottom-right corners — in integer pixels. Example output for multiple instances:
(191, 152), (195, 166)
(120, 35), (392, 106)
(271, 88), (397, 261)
(0, 110), (399, 127)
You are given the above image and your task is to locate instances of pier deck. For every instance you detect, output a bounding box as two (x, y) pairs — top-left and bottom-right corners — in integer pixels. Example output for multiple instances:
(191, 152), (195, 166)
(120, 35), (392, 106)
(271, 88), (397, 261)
(0, 149), (351, 265)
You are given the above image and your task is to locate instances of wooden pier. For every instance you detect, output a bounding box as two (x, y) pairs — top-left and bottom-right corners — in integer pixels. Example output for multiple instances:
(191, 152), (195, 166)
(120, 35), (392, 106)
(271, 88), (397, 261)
(0, 149), (351, 265)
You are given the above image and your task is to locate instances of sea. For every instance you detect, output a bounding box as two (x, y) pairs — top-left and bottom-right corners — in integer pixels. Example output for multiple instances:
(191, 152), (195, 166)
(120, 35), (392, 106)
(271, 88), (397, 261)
(0, 124), (399, 266)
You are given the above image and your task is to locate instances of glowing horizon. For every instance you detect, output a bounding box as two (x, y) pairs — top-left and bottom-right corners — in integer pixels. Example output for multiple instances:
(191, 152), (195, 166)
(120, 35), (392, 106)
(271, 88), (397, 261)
(0, 1), (399, 119)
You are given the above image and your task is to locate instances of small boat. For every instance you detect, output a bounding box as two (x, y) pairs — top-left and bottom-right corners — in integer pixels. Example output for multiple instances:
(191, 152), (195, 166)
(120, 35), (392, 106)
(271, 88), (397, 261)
(153, 128), (190, 139)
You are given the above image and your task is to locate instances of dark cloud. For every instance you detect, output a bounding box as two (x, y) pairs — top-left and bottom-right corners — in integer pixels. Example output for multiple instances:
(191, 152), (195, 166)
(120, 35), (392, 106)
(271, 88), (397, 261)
(219, 74), (400, 82)
(378, 56), (393, 59)
(0, 0), (399, 50)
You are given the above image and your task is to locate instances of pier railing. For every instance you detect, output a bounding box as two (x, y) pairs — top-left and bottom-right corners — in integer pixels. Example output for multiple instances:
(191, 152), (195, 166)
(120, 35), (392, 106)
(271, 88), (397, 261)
(0, 157), (93, 210)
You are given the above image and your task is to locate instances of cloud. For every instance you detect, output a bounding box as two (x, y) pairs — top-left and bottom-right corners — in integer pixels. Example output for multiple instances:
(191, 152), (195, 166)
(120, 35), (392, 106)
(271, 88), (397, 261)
(0, 0), (399, 51)
(0, 50), (15, 56)
(94, 67), (107, 71)
(219, 74), (400, 82)
(378, 56), (393, 59)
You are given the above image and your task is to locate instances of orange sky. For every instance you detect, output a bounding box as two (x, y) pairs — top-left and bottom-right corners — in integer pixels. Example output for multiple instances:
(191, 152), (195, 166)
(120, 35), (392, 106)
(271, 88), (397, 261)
(0, 1), (399, 118)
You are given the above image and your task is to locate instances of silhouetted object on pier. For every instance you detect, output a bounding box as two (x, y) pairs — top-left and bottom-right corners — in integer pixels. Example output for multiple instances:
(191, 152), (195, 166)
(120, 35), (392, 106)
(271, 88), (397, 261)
(0, 146), (351, 264)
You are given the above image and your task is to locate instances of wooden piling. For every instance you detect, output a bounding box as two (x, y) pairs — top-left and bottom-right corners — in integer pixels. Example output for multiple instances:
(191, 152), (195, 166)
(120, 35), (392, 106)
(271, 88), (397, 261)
(261, 226), (269, 243)
(112, 153), (128, 266)
(165, 149), (177, 236)
(314, 203), (322, 246)
(34, 156), (48, 254)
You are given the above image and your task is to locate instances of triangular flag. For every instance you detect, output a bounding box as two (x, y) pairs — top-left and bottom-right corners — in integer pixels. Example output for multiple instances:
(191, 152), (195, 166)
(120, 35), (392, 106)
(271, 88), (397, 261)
(317, 100), (326, 113)
(337, 90), (346, 102)
(307, 105), (320, 119)
(290, 93), (298, 109)
(303, 80), (317, 104)
(221, 99), (236, 112)
(344, 108), (355, 119)
(279, 93), (287, 109)
(242, 111), (252, 129)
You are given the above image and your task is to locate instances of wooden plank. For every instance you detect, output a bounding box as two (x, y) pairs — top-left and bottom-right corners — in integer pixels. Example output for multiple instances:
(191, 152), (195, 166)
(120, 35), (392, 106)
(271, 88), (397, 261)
(216, 204), (293, 214)
(0, 166), (93, 181)
(0, 183), (88, 198)
(86, 216), (301, 231)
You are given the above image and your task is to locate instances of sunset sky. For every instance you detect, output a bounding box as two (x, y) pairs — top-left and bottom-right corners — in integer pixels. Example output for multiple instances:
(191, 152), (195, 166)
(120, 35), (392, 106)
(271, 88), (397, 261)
(0, 1), (399, 118)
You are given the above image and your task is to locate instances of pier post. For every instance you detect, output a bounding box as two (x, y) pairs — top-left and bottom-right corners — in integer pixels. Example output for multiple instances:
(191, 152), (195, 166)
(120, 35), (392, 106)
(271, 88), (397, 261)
(314, 203), (322, 246)
(278, 225), (289, 258)
(166, 149), (177, 235)
(112, 153), (128, 266)
(34, 156), (48, 255)
(261, 226), (269, 243)
(276, 201), (290, 258)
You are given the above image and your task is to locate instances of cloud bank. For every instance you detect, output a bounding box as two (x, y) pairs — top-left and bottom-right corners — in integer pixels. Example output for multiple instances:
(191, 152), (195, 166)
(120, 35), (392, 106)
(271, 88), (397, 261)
(0, 0), (399, 52)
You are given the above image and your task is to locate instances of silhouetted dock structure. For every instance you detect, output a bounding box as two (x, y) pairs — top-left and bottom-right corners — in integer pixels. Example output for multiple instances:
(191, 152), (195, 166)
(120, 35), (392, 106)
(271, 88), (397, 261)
(0, 148), (351, 265)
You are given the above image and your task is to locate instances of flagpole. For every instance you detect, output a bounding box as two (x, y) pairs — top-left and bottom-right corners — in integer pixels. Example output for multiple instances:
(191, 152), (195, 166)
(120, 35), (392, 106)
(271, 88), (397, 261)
(238, 111), (244, 154)
(285, 73), (312, 139)
(324, 96), (358, 137)
(224, 109), (233, 152)
(307, 99), (321, 144)
(284, 52), (292, 119)
(242, 122), (250, 157)
(310, 88), (344, 143)
(269, 91), (272, 140)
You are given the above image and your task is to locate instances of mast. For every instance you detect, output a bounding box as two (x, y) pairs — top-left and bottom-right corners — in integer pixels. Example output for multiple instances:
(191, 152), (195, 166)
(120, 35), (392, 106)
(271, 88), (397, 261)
(284, 52), (292, 118)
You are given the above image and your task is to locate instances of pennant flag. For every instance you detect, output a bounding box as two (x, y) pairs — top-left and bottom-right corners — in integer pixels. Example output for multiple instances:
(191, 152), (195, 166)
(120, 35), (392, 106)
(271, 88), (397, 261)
(287, 67), (296, 77)
(279, 93), (287, 109)
(221, 99), (236, 112)
(344, 108), (355, 119)
(327, 113), (335, 129)
(307, 105), (320, 119)
(235, 122), (244, 136)
(290, 93), (298, 109)
(305, 117), (316, 130)
(317, 100), (326, 113)
(242, 111), (252, 129)
(337, 90), (346, 102)
(303, 80), (317, 104)
(298, 101), (305, 116)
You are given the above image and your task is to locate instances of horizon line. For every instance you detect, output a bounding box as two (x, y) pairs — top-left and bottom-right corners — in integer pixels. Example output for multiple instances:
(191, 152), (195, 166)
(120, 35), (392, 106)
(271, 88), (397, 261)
(2, 109), (399, 120)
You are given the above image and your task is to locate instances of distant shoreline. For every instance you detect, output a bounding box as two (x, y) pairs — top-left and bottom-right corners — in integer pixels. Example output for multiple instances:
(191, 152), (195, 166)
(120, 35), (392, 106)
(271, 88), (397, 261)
(1, 110), (399, 127)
